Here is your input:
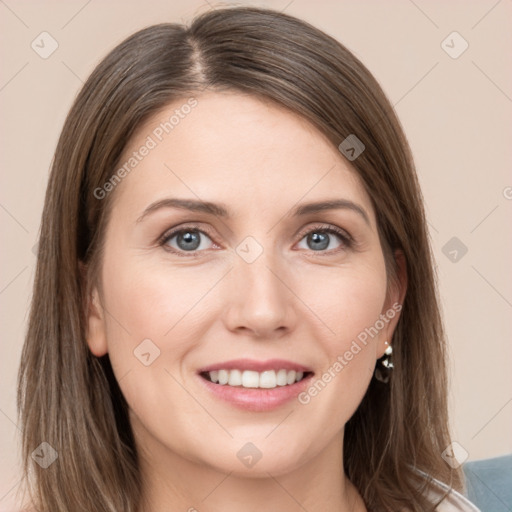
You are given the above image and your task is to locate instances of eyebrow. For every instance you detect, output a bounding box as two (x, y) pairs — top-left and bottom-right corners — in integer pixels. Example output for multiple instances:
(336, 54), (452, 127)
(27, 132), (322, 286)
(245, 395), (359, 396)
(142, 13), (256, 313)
(136, 197), (371, 226)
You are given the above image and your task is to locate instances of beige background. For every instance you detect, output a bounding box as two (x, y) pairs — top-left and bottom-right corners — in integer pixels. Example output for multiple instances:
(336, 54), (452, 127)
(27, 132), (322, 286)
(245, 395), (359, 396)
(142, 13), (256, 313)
(1, 0), (511, 508)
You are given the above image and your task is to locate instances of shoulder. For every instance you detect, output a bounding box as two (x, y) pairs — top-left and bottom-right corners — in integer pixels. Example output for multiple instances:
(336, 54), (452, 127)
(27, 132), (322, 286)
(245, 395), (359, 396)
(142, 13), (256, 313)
(434, 489), (481, 511)
(410, 467), (481, 511)
(426, 476), (481, 511)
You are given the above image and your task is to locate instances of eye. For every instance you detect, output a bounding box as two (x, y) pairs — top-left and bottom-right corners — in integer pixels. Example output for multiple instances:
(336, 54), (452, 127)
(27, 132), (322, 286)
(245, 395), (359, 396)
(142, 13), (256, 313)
(159, 225), (217, 256)
(158, 222), (353, 257)
(296, 223), (353, 254)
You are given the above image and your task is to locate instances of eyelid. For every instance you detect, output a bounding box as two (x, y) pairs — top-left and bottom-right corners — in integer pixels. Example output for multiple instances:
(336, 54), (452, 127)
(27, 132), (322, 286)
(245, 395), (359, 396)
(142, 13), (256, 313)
(296, 222), (353, 244)
(158, 221), (354, 256)
(157, 222), (217, 256)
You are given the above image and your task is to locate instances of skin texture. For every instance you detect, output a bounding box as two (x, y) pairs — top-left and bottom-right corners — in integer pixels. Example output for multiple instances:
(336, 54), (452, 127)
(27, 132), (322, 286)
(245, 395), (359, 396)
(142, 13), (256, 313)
(86, 91), (407, 512)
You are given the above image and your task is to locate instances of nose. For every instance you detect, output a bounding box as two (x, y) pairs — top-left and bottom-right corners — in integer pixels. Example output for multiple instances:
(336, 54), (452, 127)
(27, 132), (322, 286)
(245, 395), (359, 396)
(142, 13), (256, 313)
(223, 247), (297, 339)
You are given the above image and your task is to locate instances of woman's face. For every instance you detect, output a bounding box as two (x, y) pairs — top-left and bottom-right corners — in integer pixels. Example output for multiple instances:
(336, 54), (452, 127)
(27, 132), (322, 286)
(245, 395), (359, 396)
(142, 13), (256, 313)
(86, 91), (404, 477)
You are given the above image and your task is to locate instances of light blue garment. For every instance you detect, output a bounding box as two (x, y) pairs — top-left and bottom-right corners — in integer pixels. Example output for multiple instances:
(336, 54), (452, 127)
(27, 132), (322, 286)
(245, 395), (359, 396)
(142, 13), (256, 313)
(463, 454), (512, 512)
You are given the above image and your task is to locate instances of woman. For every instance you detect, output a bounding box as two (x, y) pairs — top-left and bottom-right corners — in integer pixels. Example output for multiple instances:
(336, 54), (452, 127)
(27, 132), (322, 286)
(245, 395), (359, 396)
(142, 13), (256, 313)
(17, 6), (481, 511)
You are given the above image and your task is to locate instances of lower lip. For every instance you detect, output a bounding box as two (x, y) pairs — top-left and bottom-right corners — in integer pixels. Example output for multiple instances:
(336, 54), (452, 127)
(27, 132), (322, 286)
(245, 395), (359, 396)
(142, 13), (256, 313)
(197, 374), (314, 412)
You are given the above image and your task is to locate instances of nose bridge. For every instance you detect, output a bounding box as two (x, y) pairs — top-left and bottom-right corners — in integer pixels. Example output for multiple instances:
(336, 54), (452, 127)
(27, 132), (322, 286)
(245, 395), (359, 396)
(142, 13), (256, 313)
(227, 233), (293, 334)
(235, 233), (285, 298)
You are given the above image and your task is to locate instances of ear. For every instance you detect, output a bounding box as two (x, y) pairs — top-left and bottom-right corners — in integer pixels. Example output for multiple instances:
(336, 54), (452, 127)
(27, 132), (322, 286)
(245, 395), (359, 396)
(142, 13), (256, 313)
(79, 262), (108, 357)
(377, 249), (407, 358)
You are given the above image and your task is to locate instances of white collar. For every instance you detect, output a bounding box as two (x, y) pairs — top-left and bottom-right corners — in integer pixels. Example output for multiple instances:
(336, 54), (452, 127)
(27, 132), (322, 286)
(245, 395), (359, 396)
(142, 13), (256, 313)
(412, 467), (481, 511)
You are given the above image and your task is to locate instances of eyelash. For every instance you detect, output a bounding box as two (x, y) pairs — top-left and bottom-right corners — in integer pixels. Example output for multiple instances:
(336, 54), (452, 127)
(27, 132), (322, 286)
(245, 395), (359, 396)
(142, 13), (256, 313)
(158, 222), (354, 258)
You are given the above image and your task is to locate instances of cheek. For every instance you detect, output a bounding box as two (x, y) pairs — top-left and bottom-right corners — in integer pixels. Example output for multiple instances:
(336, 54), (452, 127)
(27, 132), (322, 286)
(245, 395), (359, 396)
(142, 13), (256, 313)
(99, 256), (220, 450)
(102, 254), (221, 350)
(295, 261), (387, 417)
(299, 259), (388, 351)
(99, 252), (233, 418)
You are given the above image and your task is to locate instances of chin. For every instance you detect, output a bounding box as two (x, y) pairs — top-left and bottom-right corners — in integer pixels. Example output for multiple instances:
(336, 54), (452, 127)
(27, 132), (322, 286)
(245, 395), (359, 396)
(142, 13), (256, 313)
(188, 435), (311, 478)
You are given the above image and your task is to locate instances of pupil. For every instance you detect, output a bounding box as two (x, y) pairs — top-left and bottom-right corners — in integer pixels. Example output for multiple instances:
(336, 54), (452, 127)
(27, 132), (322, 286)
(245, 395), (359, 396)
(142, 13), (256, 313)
(310, 232), (328, 250)
(178, 231), (200, 251)
(175, 231), (330, 252)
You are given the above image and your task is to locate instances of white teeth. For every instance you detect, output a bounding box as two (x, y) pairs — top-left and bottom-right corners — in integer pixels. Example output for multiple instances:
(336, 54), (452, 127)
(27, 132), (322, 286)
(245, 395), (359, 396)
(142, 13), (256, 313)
(206, 369), (307, 389)
(276, 369), (288, 386)
(242, 370), (259, 388)
(259, 370), (276, 388)
(228, 369), (242, 386)
(218, 369), (229, 385)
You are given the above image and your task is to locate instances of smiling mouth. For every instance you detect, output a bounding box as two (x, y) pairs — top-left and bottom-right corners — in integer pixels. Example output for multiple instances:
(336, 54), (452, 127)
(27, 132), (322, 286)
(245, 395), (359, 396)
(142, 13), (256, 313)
(200, 369), (314, 389)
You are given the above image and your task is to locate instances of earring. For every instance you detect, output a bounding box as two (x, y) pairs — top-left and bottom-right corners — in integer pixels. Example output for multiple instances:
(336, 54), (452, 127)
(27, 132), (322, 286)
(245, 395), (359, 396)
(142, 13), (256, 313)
(374, 341), (393, 383)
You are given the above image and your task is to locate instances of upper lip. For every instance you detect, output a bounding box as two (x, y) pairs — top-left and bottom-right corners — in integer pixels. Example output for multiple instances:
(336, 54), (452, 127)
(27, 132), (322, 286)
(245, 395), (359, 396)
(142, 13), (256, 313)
(198, 358), (313, 373)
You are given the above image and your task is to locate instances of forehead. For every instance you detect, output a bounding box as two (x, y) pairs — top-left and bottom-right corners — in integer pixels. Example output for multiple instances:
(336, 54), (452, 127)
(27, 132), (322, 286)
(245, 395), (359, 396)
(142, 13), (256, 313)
(112, 91), (375, 226)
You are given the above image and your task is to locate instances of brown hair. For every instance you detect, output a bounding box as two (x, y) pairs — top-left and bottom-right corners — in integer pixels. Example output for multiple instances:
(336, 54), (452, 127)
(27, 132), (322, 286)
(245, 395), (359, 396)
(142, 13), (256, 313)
(17, 5), (464, 511)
